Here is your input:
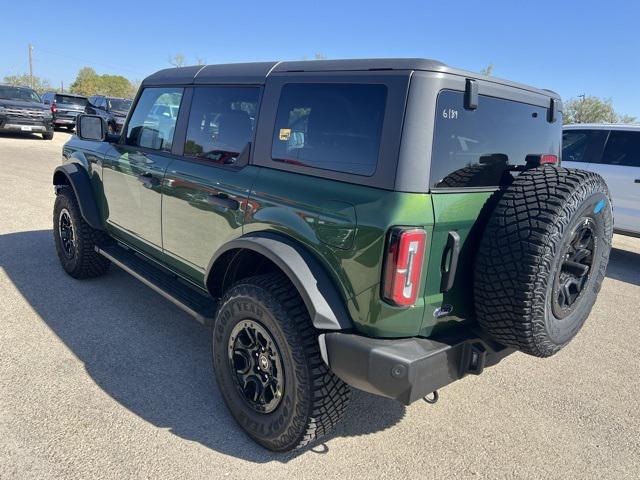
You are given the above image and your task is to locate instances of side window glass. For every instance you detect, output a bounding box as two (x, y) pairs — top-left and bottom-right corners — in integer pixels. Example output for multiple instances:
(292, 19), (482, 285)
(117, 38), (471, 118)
(601, 131), (640, 167)
(562, 130), (607, 163)
(184, 86), (259, 165)
(271, 83), (387, 176)
(126, 87), (183, 152)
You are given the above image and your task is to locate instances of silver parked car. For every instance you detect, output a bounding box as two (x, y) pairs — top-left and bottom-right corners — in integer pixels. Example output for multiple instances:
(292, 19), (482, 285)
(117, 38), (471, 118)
(563, 124), (640, 236)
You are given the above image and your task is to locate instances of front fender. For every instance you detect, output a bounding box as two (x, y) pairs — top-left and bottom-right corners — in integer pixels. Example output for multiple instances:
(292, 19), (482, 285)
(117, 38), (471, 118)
(206, 232), (352, 331)
(53, 164), (103, 230)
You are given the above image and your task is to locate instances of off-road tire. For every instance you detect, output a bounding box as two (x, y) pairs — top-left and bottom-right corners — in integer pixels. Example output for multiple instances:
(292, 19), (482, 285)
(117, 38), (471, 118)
(212, 273), (351, 451)
(42, 131), (54, 140)
(53, 186), (111, 279)
(475, 166), (613, 357)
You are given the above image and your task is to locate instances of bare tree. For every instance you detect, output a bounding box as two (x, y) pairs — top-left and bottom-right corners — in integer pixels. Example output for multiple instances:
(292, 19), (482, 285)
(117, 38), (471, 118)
(169, 53), (186, 68)
(480, 63), (494, 76)
(195, 56), (206, 65)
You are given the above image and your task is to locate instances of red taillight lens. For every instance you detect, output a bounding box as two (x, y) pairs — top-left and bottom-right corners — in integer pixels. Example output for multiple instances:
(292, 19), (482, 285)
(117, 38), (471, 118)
(382, 228), (426, 306)
(540, 154), (558, 165)
(51, 103), (57, 113)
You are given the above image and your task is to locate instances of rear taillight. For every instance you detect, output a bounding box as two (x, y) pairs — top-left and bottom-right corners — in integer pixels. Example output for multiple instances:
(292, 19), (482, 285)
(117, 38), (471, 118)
(540, 154), (558, 165)
(526, 154), (558, 166)
(51, 103), (57, 113)
(382, 227), (426, 306)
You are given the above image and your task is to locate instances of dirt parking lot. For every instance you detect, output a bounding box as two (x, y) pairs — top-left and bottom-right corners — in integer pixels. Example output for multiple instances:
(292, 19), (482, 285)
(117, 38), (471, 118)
(1, 131), (639, 479)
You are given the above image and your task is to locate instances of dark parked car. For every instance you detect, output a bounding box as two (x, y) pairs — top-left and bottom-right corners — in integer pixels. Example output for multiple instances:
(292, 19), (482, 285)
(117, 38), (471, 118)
(86, 95), (132, 133)
(54, 59), (613, 451)
(0, 84), (53, 139)
(41, 92), (88, 131)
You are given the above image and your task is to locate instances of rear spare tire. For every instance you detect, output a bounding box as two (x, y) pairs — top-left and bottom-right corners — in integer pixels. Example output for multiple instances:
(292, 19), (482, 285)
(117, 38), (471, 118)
(475, 166), (613, 358)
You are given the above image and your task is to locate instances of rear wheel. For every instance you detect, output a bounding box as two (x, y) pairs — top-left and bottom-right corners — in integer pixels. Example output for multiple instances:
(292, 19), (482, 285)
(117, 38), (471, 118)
(475, 167), (613, 357)
(212, 273), (350, 451)
(42, 131), (54, 140)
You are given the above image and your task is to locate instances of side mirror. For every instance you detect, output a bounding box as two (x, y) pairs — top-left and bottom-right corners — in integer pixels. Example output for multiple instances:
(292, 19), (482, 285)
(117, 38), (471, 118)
(76, 114), (106, 141)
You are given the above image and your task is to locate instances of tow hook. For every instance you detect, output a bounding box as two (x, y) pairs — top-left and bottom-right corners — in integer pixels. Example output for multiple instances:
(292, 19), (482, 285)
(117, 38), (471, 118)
(423, 391), (439, 404)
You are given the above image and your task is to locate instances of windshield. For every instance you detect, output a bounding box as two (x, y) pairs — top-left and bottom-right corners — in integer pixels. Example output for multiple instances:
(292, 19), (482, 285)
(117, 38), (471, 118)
(56, 95), (87, 107)
(108, 98), (132, 112)
(0, 86), (41, 103)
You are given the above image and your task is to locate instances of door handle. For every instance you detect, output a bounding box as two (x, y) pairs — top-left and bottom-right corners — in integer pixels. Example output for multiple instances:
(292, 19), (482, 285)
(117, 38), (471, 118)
(440, 231), (461, 293)
(137, 173), (160, 188)
(207, 193), (240, 211)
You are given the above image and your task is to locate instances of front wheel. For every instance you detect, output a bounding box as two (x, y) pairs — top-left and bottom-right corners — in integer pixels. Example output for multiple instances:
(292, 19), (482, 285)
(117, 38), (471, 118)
(212, 273), (351, 451)
(42, 131), (54, 140)
(53, 186), (111, 278)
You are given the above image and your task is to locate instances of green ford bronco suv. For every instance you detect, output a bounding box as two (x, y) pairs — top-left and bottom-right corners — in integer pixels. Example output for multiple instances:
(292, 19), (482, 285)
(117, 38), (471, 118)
(53, 59), (613, 451)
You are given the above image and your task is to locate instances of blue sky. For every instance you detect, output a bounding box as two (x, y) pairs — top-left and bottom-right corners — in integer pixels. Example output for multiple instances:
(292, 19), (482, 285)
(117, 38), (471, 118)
(2, 0), (639, 117)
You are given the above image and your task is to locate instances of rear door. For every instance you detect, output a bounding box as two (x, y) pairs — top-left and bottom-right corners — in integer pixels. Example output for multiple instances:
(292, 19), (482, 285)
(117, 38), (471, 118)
(424, 90), (562, 333)
(161, 85), (261, 279)
(585, 130), (640, 233)
(102, 86), (184, 250)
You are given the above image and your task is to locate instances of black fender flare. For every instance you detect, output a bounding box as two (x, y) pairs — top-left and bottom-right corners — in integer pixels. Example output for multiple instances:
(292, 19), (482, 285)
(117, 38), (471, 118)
(205, 232), (352, 331)
(53, 164), (103, 230)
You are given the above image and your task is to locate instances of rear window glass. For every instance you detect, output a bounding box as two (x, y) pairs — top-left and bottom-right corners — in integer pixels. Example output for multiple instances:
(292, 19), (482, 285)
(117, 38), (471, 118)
(271, 83), (387, 176)
(600, 130), (640, 167)
(430, 90), (562, 189)
(56, 95), (87, 107)
(562, 129), (608, 163)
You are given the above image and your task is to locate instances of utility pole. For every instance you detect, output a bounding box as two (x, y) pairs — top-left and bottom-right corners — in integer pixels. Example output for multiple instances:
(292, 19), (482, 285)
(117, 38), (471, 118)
(61, 81), (64, 93)
(577, 93), (585, 123)
(28, 44), (34, 89)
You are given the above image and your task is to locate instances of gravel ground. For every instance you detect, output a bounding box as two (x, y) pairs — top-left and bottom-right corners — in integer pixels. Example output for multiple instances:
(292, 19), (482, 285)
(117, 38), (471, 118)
(1, 131), (639, 479)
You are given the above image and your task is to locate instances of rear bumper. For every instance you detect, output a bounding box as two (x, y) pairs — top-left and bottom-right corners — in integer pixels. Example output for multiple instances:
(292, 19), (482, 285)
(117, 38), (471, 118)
(323, 328), (514, 405)
(53, 117), (76, 126)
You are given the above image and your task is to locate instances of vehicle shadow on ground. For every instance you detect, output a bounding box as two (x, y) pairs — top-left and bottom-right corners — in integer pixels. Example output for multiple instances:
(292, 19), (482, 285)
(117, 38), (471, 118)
(0, 132), (46, 141)
(0, 229), (406, 463)
(606, 247), (640, 286)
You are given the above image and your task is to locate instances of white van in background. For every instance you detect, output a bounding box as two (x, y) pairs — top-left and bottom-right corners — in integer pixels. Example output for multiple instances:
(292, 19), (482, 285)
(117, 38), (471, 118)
(563, 124), (640, 236)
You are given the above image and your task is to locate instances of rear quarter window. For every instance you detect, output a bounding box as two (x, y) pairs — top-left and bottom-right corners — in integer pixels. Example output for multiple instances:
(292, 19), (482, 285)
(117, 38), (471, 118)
(271, 83), (387, 176)
(430, 90), (562, 189)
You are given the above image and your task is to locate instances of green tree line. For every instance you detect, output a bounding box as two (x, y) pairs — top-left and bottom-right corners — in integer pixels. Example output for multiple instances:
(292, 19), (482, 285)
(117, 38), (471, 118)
(3, 67), (138, 98)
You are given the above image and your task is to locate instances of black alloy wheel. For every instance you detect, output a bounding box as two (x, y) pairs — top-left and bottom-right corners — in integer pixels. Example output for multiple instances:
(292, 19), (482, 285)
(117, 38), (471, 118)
(227, 319), (284, 414)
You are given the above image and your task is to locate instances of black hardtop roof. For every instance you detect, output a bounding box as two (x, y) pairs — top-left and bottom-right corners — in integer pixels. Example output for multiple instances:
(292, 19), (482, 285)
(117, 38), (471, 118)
(142, 58), (559, 99)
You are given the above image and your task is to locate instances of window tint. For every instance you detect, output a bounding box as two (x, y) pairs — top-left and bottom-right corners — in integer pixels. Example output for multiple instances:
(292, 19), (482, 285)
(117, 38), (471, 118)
(108, 98), (132, 112)
(600, 130), (640, 167)
(562, 129), (608, 164)
(184, 87), (259, 165)
(126, 87), (183, 152)
(271, 83), (387, 176)
(431, 90), (562, 189)
(55, 95), (87, 107)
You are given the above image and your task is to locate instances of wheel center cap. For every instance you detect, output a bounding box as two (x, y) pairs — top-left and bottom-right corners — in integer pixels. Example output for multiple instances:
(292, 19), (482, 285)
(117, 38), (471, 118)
(258, 354), (270, 371)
